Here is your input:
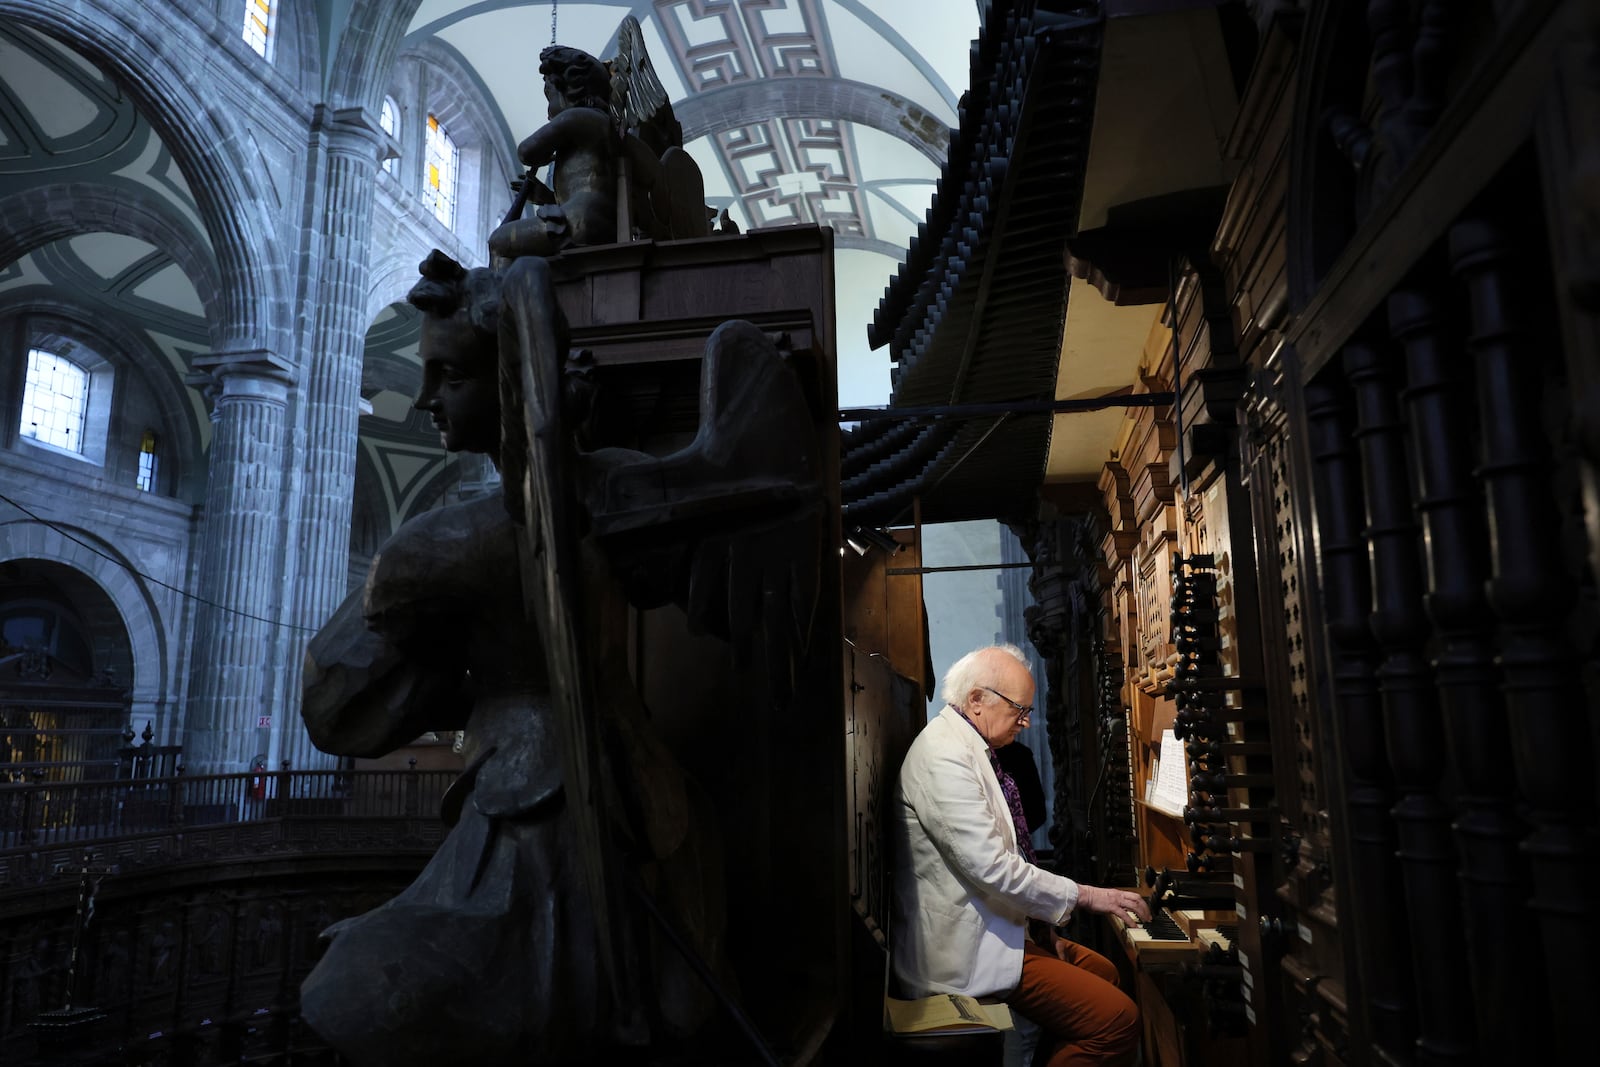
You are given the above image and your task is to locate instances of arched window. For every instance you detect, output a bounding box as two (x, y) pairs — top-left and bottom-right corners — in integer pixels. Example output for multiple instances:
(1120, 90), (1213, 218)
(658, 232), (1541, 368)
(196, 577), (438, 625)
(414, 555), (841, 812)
(21, 348), (89, 454)
(242, 0), (277, 60)
(136, 430), (159, 493)
(424, 113), (459, 229)
(380, 96), (400, 175)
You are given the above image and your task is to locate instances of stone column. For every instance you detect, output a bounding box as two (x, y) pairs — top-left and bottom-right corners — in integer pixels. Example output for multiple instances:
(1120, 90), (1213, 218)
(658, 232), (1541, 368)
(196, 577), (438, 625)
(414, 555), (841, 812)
(279, 106), (384, 772)
(181, 354), (292, 774)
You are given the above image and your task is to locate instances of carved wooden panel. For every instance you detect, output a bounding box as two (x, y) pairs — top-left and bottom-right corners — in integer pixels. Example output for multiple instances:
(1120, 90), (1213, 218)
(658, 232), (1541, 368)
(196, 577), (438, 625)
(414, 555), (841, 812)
(1241, 356), (1351, 1066)
(1133, 508), (1179, 695)
(0, 864), (424, 1065)
(843, 645), (921, 948)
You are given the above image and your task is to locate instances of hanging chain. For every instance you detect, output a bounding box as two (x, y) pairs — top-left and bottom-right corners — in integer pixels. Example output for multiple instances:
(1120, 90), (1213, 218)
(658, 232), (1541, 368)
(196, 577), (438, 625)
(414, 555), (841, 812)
(551, 0), (558, 45)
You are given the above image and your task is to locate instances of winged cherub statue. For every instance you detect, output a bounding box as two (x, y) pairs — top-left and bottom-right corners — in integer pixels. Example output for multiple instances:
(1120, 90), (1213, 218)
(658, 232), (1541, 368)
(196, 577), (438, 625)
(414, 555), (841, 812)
(488, 17), (712, 262)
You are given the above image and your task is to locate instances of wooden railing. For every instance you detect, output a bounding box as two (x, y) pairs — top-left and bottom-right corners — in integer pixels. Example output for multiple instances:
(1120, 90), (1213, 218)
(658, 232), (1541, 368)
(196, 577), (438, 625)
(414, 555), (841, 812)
(0, 769), (454, 897)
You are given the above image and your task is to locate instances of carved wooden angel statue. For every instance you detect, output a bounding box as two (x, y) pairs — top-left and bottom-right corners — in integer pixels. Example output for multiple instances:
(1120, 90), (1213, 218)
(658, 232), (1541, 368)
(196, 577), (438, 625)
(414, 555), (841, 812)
(488, 16), (712, 262)
(298, 247), (821, 1065)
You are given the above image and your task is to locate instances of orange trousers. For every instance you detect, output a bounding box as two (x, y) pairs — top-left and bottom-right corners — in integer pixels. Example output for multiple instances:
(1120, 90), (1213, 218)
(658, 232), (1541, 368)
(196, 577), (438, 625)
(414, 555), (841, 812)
(1005, 940), (1139, 1067)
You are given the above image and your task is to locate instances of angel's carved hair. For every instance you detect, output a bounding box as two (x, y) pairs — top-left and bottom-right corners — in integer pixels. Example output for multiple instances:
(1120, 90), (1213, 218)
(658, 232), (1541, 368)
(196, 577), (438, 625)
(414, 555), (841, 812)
(407, 249), (501, 342)
(539, 45), (611, 111)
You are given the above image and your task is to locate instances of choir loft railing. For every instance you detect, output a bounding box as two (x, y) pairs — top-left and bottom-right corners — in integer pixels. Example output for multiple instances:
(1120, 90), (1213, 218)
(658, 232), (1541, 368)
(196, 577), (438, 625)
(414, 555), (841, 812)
(0, 768), (454, 892)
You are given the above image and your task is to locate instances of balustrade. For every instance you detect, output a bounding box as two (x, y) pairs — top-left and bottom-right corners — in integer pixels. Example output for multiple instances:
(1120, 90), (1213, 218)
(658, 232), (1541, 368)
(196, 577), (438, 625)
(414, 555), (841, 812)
(0, 769), (453, 884)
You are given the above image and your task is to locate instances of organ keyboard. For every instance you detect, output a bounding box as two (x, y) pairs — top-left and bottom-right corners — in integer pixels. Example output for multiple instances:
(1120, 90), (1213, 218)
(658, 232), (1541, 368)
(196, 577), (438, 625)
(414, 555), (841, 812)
(1112, 905), (1193, 964)
(1111, 905), (1239, 966)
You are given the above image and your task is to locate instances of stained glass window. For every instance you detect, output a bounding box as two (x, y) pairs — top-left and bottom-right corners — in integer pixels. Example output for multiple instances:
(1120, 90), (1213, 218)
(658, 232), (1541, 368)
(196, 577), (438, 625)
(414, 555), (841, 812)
(380, 96), (399, 175)
(137, 431), (158, 493)
(423, 114), (458, 229)
(20, 348), (89, 454)
(242, 0), (274, 60)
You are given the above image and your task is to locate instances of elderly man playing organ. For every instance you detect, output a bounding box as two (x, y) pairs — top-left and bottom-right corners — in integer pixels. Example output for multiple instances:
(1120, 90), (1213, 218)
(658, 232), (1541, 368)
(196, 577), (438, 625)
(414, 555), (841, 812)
(892, 644), (1151, 1066)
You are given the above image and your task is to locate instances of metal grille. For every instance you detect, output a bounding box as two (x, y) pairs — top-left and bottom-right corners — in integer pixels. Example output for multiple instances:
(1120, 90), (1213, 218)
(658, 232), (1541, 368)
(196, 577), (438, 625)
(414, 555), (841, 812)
(1266, 434), (1320, 838)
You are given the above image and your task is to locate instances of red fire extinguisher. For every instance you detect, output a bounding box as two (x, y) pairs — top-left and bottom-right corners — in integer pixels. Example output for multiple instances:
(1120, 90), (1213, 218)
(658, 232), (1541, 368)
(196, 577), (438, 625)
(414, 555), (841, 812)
(249, 754), (268, 800)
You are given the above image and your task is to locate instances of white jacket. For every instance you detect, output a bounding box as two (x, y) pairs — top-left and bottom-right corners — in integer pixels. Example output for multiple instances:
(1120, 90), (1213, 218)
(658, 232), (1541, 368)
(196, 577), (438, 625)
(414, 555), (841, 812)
(891, 705), (1078, 998)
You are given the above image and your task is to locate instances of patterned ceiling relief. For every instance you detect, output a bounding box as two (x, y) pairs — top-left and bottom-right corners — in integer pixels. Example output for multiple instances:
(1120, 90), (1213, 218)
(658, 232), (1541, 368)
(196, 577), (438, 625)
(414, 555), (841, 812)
(0, 236), (211, 452)
(357, 303), (457, 538)
(657, 0), (834, 85)
(403, 1), (979, 404)
(658, 0), (880, 244)
(720, 116), (868, 235)
(406, 1), (966, 252)
(357, 436), (459, 532)
(0, 22), (218, 452)
(0, 25), (207, 244)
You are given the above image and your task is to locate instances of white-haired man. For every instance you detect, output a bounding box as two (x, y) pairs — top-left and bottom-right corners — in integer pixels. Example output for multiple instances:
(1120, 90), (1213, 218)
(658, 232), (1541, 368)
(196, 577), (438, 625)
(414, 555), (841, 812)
(892, 644), (1150, 1066)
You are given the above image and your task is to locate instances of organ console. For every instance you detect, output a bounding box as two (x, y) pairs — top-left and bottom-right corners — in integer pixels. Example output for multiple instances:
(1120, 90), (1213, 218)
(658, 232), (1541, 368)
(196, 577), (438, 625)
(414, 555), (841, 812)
(1042, 11), (1600, 1066)
(1093, 467), (1279, 1063)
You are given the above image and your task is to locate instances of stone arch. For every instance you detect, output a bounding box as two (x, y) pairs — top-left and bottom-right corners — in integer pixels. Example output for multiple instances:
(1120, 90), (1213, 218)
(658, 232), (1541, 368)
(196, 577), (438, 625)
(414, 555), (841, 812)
(393, 36), (518, 244)
(324, 0), (426, 113)
(275, 0), (322, 98)
(365, 249), (432, 324)
(401, 35), (516, 162)
(348, 443), (389, 576)
(0, 518), (173, 727)
(0, 557), (130, 682)
(0, 182), (226, 346)
(0, 1), (291, 354)
(676, 78), (951, 166)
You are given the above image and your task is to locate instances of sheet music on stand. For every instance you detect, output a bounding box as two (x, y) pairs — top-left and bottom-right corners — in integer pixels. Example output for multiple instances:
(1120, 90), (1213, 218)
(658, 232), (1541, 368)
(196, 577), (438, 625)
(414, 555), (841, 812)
(1150, 728), (1188, 817)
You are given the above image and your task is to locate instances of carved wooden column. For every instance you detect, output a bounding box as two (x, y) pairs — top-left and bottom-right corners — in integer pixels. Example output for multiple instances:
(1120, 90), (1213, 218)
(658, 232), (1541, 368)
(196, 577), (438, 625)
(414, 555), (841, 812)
(1345, 341), (1476, 1064)
(1303, 377), (1415, 1053)
(1388, 285), (1551, 1063)
(281, 107), (384, 773)
(182, 356), (292, 773)
(1451, 216), (1597, 1063)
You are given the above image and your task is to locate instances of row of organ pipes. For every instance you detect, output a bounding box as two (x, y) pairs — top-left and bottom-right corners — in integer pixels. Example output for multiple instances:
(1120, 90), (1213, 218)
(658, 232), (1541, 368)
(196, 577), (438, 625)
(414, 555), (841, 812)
(1047, 194), (1594, 1065)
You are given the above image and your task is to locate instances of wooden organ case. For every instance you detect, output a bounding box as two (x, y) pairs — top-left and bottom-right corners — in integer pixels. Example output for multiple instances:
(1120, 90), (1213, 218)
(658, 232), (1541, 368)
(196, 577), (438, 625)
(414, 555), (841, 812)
(1022, 3), (1600, 1065)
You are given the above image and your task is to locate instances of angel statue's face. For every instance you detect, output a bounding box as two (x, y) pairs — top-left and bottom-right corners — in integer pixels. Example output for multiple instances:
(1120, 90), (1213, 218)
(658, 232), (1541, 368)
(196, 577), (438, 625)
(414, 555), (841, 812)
(414, 312), (498, 455)
(544, 78), (565, 119)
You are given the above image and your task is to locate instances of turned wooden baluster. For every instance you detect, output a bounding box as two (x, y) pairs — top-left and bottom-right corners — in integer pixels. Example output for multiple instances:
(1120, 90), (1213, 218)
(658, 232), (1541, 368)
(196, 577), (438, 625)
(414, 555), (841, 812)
(1389, 286), (1550, 1064)
(1451, 217), (1598, 1063)
(1403, 1), (1452, 134)
(1303, 377), (1415, 1054)
(1345, 340), (1477, 1065)
(1368, 0), (1455, 176)
(1367, 0), (1416, 150)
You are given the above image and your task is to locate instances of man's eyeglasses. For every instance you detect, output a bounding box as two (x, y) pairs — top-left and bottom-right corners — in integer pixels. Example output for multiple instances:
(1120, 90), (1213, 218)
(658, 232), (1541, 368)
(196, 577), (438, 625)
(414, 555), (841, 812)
(980, 686), (1033, 723)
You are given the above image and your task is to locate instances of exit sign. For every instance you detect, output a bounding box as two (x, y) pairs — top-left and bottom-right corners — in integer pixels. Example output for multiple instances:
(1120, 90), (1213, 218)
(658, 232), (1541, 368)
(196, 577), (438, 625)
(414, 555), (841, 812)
(257, 716), (272, 728)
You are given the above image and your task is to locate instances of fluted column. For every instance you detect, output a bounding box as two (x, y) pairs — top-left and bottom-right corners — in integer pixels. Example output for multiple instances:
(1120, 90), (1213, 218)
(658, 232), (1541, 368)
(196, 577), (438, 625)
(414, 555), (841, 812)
(182, 355), (293, 773)
(281, 107), (384, 773)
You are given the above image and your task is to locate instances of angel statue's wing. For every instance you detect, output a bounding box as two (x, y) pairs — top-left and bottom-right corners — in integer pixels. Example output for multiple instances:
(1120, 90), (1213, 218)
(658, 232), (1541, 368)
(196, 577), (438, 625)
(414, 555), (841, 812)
(611, 14), (680, 151)
(610, 15), (711, 239)
(496, 255), (646, 1039)
(576, 321), (824, 703)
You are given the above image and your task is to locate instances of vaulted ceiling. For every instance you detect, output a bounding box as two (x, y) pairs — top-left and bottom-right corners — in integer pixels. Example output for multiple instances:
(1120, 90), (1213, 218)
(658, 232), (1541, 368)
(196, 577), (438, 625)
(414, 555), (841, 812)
(0, 1), (1003, 530)
(0, 22), (215, 461)
(396, 0), (982, 409)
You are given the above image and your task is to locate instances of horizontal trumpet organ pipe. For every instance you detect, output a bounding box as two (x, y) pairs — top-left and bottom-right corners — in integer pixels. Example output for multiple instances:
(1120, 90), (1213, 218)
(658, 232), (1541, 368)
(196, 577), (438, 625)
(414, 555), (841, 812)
(1190, 771), (1277, 791)
(1195, 834), (1276, 854)
(1185, 804), (1274, 823)
(1167, 677), (1267, 693)
(1186, 741), (1273, 757)
(1187, 851), (1231, 874)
